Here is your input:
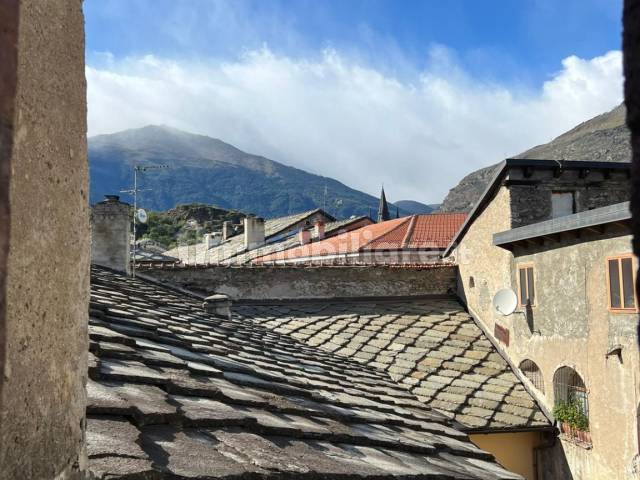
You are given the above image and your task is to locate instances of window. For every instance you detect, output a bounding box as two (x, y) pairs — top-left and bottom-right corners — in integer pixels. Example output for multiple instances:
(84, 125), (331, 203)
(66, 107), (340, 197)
(519, 359), (544, 393)
(551, 192), (575, 218)
(607, 255), (637, 311)
(553, 367), (590, 444)
(518, 264), (535, 306)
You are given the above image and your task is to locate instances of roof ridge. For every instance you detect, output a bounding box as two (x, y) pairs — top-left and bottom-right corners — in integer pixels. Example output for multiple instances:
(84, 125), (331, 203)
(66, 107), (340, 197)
(400, 215), (417, 249)
(359, 217), (411, 251)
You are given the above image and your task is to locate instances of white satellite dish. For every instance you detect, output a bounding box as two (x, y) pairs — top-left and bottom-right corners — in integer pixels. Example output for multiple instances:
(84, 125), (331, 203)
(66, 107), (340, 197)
(493, 288), (518, 316)
(137, 208), (148, 224)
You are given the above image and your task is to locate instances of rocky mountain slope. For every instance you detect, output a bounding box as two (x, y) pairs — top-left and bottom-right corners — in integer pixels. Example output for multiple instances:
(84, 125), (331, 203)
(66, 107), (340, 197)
(89, 126), (409, 219)
(440, 103), (630, 212)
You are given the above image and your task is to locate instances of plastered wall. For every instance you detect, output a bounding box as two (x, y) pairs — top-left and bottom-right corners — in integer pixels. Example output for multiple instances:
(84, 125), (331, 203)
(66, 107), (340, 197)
(456, 184), (640, 479)
(0, 1), (89, 478)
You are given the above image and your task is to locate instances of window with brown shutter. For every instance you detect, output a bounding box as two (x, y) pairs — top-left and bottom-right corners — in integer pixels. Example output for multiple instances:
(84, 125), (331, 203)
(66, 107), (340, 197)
(607, 255), (637, 312)
(518, 264), (535, 307)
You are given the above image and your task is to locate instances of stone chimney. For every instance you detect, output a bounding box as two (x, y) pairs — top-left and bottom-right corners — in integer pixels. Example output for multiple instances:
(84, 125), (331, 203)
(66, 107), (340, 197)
(244, 216), (265, 250)
(314, 221), (326, 240)
(203, 294), (232, 319)
(222, 221), (232, 241)
(299, 228), (312, 245)
(91, 195), (131, 274)
(204, 232), (222, 249)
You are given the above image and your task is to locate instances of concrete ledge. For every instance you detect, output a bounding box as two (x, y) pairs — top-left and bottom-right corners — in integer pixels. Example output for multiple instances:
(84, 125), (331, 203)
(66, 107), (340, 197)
(493, 202), (630, 248)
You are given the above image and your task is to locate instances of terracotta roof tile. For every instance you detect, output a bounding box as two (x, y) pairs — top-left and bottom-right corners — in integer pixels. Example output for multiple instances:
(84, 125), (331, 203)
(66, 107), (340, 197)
(256, 214), (467, 263)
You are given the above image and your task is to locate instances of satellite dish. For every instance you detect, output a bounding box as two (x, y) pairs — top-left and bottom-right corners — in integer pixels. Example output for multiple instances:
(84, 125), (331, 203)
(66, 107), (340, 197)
(493, 288), (518, 316)
(137, 208), (148, 224)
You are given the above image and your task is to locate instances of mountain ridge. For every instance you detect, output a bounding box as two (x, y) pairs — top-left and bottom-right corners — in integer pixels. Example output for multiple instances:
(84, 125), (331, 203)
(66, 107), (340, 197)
(88, 126), (412, 219)
(439, 103), (630, 212)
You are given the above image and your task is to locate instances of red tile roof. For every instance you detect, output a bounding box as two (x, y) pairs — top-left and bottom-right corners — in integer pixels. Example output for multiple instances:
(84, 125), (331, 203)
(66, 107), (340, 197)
(254, 213), (466, 263)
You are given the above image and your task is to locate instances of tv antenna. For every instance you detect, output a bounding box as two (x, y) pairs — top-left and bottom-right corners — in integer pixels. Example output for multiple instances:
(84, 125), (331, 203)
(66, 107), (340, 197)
(120, 164), (169, 277)
(492, 288), (518, 316)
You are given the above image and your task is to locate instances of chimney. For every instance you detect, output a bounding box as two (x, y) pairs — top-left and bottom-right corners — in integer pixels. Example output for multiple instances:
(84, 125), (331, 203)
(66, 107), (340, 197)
(222, 221), (232, 241)
(204, 232), (222, 249)
(203, 293), (232, 319)
(91, 195), (131, 274)
(244, 216), (265, 250)
(299, 228), (312, 245)
(314, 221), (325, 240)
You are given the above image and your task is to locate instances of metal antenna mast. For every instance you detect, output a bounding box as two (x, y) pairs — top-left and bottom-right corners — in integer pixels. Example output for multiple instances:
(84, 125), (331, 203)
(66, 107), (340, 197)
(120, 164), (168, 277)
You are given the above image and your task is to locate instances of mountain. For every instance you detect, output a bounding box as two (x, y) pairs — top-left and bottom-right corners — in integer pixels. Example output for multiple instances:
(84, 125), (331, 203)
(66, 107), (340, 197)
(394, 200), (437, 215)
(89, 125), (409, 219)
(440, 103), (630, 212)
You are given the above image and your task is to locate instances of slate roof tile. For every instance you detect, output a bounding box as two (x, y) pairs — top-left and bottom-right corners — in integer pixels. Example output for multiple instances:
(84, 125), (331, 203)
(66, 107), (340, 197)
(87, 266), (522, 479)
(238, 298), (550, 432)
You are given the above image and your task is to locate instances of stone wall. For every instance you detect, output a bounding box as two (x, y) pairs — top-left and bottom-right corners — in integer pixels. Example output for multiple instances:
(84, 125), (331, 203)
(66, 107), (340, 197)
(142, 265), (457, 300)
(507, 167), (630, 228)
(0, 2), (88, 479)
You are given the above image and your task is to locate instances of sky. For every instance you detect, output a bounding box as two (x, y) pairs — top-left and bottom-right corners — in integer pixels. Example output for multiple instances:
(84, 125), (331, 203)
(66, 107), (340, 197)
(84, 0), (624, 204)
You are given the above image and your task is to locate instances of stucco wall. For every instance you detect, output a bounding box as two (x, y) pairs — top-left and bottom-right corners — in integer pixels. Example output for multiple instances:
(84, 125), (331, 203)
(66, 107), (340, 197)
(470, 431), (542, 480)
(0, 1), (88, 479)
(142, 265), (457, 300)
(506, 232), (640, 479)
(456, 182), (639, 479)
(456, 186), (513, 326)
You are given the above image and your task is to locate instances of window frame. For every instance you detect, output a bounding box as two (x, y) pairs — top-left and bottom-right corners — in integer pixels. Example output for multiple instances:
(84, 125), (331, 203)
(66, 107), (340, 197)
(517, 263), (536, 307)
(606, 253), (638, 313)
(551, 190), (576, 219)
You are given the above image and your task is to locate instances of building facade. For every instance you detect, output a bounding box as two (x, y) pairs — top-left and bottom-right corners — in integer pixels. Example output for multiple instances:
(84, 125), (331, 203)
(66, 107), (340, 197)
(448, 159), (638, 479)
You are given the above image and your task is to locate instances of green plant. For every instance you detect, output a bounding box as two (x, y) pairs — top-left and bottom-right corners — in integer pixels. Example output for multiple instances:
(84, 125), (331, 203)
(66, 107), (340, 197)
(553, 399), (589, 432)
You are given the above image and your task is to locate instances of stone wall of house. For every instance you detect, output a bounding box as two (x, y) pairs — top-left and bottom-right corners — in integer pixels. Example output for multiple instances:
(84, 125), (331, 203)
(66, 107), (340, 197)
(507, 167), (630, 228)
(505, 231), (639, 479)
(0, 2), (89, 479)
(142, 265), (457, 300)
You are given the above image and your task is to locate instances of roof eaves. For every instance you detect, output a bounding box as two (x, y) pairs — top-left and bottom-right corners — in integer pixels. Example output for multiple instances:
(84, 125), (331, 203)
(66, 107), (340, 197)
(443, 160), (508, 257)
(493, 201), (631, 248)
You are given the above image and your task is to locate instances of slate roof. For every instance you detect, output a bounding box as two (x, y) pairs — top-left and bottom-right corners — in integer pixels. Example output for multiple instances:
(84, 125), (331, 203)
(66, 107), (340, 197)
(235, 298), (550, 432)
(165, 209), (338, 265)
(87, 267), (521, 479)
(255, 214), (467, 264)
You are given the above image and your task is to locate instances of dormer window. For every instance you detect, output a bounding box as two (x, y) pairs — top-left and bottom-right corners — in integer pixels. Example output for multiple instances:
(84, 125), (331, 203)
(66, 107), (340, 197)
(551, 191), (575, 219)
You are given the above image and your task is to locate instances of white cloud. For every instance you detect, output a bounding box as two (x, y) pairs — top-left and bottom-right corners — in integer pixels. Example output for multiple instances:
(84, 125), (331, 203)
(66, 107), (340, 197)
(86, 48), (623, 203)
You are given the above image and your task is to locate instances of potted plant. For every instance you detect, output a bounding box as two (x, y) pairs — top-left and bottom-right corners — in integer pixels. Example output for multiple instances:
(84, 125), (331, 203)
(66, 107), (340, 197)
(553, 399), (590, 444)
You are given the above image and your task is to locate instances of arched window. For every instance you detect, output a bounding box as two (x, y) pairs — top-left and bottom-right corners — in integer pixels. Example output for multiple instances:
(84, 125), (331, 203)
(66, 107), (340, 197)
(553, 366), (590, 443)
(519, 359), (544, 393)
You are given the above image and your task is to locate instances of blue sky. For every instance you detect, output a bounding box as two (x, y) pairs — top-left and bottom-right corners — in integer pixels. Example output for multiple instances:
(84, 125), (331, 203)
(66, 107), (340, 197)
(84, 0), (624, 203)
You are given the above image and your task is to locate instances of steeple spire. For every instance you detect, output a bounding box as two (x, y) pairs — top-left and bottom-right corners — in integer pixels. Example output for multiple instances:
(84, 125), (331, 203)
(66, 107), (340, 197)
(377, 186), (390, 223)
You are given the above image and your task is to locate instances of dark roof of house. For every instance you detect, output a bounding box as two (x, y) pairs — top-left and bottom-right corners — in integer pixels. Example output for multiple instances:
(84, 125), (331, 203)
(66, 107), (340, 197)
(87, 267), (521, 479)
(165, 209), (336, 265)
(493, 201), (631, 249)
(235, 299), (550, 432)
(443, 158), (631, 256)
